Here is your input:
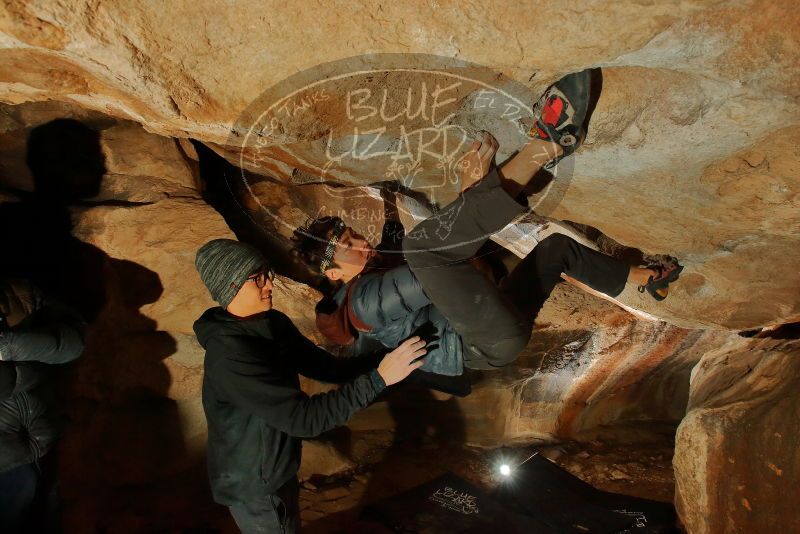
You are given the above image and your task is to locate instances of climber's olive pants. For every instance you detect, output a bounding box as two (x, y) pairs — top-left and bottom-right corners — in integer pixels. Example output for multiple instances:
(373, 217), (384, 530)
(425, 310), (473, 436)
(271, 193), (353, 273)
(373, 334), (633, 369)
(403, 169), (629, 370)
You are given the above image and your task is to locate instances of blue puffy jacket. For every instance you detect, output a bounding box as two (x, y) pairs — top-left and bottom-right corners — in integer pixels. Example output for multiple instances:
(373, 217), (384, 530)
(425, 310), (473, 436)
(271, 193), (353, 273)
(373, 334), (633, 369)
(331, 264), (463, 376)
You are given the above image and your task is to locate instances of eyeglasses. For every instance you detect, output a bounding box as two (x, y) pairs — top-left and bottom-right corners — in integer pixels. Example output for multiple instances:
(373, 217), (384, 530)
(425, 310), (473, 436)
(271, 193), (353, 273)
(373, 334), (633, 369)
(245, 268), (275, 289)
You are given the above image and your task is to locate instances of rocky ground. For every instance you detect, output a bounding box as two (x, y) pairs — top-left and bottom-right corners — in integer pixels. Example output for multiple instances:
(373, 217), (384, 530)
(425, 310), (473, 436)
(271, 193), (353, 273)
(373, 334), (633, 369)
(299, 434), (677, 533)
(59, 423), (676, 533)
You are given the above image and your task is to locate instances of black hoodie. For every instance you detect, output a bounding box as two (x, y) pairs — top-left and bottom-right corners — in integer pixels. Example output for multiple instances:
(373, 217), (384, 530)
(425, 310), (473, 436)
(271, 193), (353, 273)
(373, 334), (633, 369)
(193, 307), (385, 505)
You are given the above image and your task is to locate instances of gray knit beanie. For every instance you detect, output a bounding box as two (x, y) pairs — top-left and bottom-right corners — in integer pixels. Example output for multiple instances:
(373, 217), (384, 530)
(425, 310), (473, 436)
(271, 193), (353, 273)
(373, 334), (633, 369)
(195, 239), (268, 308)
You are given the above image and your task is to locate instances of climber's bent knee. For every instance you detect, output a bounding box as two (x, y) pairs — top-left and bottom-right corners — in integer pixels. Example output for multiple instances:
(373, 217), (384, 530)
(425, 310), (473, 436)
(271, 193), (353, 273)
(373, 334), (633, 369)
(462, 322), (531, 370)
(537, 233), (575, 257)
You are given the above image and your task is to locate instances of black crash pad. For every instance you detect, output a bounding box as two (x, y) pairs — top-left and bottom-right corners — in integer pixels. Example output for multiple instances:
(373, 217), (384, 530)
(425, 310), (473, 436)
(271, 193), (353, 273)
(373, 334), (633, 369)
(493, 454), (678, 534)
(361, 454), (678, 533)
(361, 472), (556, 533)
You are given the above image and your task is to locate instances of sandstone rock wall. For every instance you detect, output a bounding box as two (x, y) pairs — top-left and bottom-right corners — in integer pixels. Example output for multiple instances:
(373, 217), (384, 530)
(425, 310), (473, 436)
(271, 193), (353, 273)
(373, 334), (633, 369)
(674, 336), (800, 534)
(2, 0), (798, 330)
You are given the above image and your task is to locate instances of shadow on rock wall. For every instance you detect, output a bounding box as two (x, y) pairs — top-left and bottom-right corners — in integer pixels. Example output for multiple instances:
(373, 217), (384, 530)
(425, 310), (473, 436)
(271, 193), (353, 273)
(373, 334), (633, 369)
(360, 385), (467, 499)
(0, 119), (107, 321)
(0, 118), (226, 531)
(302, 383), (467, 534)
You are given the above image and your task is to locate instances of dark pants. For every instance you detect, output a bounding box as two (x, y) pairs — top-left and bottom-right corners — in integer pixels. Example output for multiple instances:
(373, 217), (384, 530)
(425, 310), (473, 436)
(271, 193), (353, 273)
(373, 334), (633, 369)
(229, 477), (300, 534)
(0, 463), (38, 534)
(404, 169), (629, 370)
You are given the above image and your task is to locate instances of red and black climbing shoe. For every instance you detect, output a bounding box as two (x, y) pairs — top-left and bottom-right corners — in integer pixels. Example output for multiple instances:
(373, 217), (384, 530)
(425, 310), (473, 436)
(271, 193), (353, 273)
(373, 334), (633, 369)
(530, 69), (592, 169)
(638, 260), (684, 301)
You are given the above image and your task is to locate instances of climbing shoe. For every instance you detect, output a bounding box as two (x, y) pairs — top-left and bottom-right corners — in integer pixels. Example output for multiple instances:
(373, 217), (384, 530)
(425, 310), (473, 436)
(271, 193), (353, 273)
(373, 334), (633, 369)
(530, 68), (592, 168)
(638, 260), (684, 301)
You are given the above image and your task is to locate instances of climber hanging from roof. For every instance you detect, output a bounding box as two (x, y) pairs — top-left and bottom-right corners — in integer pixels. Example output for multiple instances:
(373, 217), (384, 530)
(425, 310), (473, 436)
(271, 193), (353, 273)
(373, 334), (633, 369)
(293, 69), (683, 393)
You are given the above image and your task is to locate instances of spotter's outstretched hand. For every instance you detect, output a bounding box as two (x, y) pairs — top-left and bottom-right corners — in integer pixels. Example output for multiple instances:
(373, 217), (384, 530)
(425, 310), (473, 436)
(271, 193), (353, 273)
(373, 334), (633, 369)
(377, 336), (427, 386)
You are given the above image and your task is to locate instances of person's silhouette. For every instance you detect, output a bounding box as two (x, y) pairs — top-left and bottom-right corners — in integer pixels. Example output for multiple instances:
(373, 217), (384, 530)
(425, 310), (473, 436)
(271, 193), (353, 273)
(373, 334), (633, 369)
(0, 119), (106, 321)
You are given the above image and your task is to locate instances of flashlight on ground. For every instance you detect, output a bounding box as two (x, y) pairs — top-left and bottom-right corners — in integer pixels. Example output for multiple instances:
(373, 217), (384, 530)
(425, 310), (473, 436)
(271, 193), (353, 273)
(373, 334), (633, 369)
(497, 451), (539, 479)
